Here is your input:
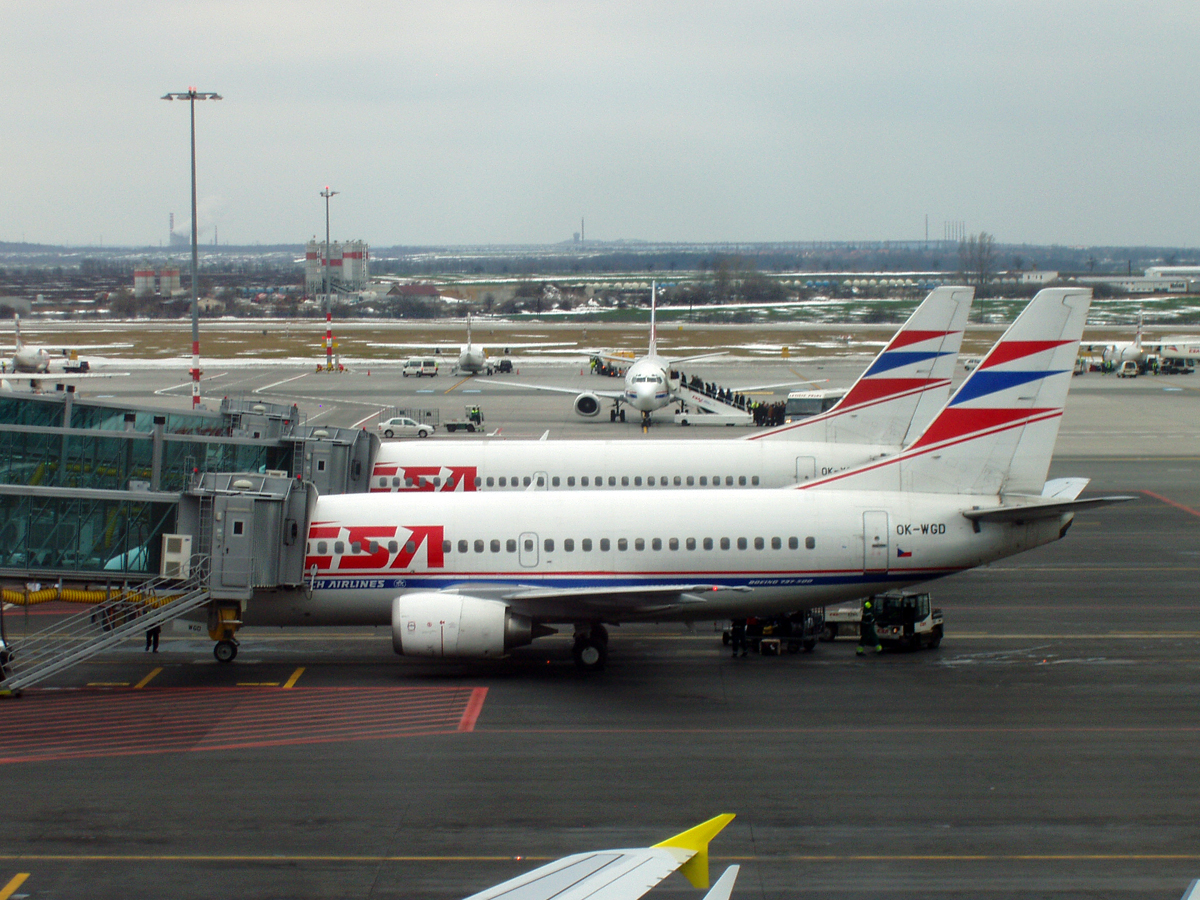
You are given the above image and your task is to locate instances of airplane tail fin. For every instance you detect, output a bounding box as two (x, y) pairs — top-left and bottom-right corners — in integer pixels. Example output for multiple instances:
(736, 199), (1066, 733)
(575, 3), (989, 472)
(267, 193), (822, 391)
(653, 813), (735, 889)
(649, 281), (658, 358)
(752, 285), (974, 445)
(804, 288), (1092, 496)
(13, 313), (22, 351)
(1135, 311), (1143, 349)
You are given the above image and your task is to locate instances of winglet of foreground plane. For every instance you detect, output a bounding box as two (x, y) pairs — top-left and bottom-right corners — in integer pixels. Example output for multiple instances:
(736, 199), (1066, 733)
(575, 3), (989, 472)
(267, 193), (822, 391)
(462, 815), (736, 900)
(653, 813), (736, 889)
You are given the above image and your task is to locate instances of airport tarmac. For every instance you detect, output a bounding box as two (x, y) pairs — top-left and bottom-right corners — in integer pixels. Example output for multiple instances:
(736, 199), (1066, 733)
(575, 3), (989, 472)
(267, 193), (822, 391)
(2, 361), (1199, 899)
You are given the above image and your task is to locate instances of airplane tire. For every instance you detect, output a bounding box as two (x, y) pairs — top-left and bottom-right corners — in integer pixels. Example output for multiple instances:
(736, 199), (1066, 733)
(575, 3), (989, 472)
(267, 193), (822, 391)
(213, 640), (238, 664)
(619, 410), (625, 422)
(610, 410), (616, 421)
(928, 627), (943, 649)
(573, 637), (607, 671)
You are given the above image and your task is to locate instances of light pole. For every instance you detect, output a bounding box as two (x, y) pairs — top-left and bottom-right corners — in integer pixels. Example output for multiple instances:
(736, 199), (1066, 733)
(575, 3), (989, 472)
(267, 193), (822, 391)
(162, 88), (221, 408)
(320, 187), (339, 371)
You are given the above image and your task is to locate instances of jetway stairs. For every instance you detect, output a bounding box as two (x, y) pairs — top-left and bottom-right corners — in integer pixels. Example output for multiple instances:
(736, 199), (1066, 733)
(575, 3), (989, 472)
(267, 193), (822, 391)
(0, 557), (211, 695)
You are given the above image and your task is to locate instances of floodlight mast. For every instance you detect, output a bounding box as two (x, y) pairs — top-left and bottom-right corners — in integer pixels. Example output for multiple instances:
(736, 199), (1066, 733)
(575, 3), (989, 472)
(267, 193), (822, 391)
(161, 88), (222, 408)
(321, 187), (339, 371)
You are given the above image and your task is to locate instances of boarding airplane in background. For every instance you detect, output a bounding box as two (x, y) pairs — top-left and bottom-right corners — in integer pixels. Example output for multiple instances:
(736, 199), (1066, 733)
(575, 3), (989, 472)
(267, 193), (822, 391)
(385, 314), (573, 376)
(1, 314), (126, 390)
(370, 285), (974, 492)
(463, 815), (737, 900)
(1082, 314), (1200, 368)
(222, 286), (1128, 671)
(483, 282), (781, 426)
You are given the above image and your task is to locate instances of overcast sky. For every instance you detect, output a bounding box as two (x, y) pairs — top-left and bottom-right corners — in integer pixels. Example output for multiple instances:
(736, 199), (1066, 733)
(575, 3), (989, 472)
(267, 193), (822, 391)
(3, 1), (1198, 248)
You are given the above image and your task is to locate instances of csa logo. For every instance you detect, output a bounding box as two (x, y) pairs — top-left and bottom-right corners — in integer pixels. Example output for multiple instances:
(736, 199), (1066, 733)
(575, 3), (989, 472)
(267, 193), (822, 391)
(370, 465), (478, 493)
(305, 523), (445, 571)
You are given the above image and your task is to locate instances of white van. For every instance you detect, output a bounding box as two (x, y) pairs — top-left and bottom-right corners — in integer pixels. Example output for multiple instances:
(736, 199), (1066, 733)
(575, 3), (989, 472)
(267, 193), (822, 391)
(403, 358), (439, 377)
(1116, 360), (1139, 378)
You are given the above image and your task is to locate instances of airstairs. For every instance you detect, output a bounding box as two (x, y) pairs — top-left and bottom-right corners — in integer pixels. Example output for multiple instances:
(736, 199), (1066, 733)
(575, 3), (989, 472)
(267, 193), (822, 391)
(0, 557), (211, 694)
(674, 386), (753, 424)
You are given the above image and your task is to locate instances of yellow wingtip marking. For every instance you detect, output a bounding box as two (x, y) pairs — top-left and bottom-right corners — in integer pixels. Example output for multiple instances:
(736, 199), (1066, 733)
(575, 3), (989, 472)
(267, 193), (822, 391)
(652, 814), (735, 889)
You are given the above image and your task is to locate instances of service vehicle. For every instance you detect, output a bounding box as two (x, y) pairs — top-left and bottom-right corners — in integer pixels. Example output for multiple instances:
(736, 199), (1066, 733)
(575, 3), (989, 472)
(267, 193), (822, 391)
(1117, 360), (1140, 378)
(721, 611), (824, 654)
(402, 358), (439, 377)
(377, 416), (435, 438)
(783, 389), (845, 423)
(819, 591), (943, 649)
(443, 406), (486, 433)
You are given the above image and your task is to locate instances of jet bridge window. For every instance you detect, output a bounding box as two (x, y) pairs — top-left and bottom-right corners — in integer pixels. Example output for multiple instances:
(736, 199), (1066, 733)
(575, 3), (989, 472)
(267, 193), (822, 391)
(233, 520), (245, 536)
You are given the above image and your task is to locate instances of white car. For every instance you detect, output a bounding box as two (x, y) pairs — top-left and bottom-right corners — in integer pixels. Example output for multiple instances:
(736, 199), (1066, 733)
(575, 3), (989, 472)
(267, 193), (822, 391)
(377, 416), (435, 438)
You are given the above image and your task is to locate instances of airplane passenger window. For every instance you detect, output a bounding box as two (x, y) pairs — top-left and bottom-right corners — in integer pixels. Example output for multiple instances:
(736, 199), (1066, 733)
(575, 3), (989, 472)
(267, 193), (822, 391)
(618, 539), (628, 551)
(703, 538), (713, 550)
(582, 539), (593, 551)
(635, 476), (643, 486)
(507, 539), (517, 552)
(405, 478), (413, 487)
(475, 540), (484, 553)
(608, 477), (616, 486)
(674, 476), (681, 486)
(788, 537), (799, 550)
(699, 476), (708, 486)
(580, 477), (588, 486)
(686, 476), (694, 486)
(379, 478), (387, 488)
(647, 477), (654, 486)
(405, 540), (416, 555)
(567, 477), (575, 486)
(442, 541), (451, 553)
(446, 477), (455, 489)
(600, 538), (611, 551)
(369, 541), (379, 554)
(622, 476), (630, 486)
(543, 538), (553, 551)
(564, 539), (574, 552)
(737, 538), (748, 550)
(512, 476), (519, 486)
(661, 475), (668, 485)
(686, 538), (696, 550)
(499, 477), (507, 487)
(752, 476), (760, 486)
(551, 477), (559, 487)
(418, 477), (426, 488)
(739, 476), (747, 486)
(634, 538), (645, 551)
(335, 541), (345, 554)
(388, 541), (398, 554)
(652, 538), (662, 551)
(525, 539), (534, 551)
(806, 537), (816, 549)
(754, 537), (764, 550)
(486, 477), (494, 487)
(350, 541), (361, 554)
(720, 538), (731, 550)
(668, 538), (678, 550)
(392, 477), (401, 488)
(491, 540), (501, 553)
(725, 476), (733, 486)
(458, 540), (468, 553)
(475, 477), (482, 487)
(524, 477), (532, 487)
(317, 542), (328, 554)
(433, 477), (441, 487)
(771, 537), (782, 550)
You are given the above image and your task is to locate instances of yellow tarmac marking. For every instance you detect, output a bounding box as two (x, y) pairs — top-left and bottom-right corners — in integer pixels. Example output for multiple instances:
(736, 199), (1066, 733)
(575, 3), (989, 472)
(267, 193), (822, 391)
(86, 682), (129, 687)
(0, 874), (29, 900)
(444, 377), (472, 393)
(133, 668), (161, 689)
(236, 682), (279, 687)
(282, 667), (305, 689)
(1, 852), (1197, 863)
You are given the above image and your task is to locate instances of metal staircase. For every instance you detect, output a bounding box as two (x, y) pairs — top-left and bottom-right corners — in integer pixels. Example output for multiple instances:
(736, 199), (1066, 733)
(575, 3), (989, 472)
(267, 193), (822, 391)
(0, 556), (211, 694)
(676, 386), (753, 421)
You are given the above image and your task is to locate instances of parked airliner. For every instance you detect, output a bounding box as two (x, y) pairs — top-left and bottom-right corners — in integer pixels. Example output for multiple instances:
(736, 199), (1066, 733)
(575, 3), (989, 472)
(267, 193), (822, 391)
(385, 315), (573, 376)
(1, 314), (127, 389)
(1082, 314), (1200, 367)
(219, 287), (1125, 671)
(370, 286), (974, 492)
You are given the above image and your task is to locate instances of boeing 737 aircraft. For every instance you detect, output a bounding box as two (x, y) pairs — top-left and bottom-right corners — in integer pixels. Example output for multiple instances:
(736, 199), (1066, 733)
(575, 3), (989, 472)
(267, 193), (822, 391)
(385, 315), (573, 376)
(1, 314), (127, 389)
(1082, 314), (1200, 367)
(209, 287), (1125, 671)
(484, 282), (768, 426)
(370, 286), (974, 493)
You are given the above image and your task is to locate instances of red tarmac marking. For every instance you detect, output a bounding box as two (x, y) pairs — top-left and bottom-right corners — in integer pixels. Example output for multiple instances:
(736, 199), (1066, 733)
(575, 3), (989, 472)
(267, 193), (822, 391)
(0, 686), (486, 763)
(1141, 490), (1200, 520)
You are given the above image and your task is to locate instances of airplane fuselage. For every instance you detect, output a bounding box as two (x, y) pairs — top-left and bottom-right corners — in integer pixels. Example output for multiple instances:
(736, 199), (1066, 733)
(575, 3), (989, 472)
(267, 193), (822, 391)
(622, 356), (678, 413)
(244, 488), (1068, 628)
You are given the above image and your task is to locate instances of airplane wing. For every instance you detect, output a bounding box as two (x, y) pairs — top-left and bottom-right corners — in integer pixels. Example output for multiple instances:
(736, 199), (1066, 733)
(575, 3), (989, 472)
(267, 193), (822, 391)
(503, 583), (751, 607)
(475, 378), (624, 400)
(1, 371), (129, 383)
(463, 814), (735, 900)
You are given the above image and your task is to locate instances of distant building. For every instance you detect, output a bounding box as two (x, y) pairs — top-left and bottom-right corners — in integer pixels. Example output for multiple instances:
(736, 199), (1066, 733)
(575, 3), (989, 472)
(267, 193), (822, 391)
(305, 239), (370, 295)
(132, 261), (184, 298)
(1020, 271), (1059, 285)
(387, 283), (441, 299)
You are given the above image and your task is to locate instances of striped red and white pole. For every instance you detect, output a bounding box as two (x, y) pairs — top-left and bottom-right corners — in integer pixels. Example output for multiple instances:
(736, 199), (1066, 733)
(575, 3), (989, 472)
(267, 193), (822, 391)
(190, 339), (201, 407)
(325, 311), (333, 369)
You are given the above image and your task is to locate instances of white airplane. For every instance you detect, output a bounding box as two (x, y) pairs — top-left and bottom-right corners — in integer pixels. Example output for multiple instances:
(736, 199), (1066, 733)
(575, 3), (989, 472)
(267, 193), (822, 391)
(384, 315), (573, 376)
(1082, 314), (1200, 368)
(484, 282), (753, 426)
(1, 314), (127, 389)
(369, 286), (975, 492)
(1081, 313), (1149, 367)
(464, 814), (737, 900)
(217, 287), (1128, 671)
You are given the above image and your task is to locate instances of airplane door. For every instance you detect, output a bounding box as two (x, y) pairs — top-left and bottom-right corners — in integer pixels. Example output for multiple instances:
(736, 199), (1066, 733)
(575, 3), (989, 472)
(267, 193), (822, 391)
(863, 511), (890, 574)
(519, 532), (539, 567)
(795, 457), (816, 483)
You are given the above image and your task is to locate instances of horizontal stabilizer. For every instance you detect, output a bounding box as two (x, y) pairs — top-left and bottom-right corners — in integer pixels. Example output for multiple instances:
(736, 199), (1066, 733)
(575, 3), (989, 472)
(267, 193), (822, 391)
(963, 495), (1135, 524)
(1040, 477), (1091, 501)
(703, 866), (740, 900)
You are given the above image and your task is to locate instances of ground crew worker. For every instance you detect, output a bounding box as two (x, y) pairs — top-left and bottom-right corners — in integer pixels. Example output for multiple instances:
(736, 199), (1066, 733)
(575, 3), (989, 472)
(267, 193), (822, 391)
(730, 618), (748, 658)
(857, 599), (882, 655)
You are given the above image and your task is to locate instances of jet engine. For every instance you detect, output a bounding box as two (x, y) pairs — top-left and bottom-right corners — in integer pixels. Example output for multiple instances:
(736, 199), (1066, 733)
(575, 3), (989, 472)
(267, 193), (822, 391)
(573, 392), (602, 417)
(392, 593), (539, 658)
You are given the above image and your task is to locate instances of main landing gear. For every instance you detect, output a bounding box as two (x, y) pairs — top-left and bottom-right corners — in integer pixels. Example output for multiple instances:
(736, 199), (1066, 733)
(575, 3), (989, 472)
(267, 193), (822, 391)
(610, 407), (626, 422)
(572, 624), (609, 671)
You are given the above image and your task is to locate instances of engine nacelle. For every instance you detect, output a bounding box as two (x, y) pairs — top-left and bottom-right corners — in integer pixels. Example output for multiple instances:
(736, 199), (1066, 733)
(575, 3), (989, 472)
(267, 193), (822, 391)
(392, 593), (535, 658)
(573, 392), (602, 417)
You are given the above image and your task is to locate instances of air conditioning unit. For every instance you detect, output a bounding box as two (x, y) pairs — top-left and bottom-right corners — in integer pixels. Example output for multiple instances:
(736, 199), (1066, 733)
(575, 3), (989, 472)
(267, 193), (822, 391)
(160, 534), (193, 578)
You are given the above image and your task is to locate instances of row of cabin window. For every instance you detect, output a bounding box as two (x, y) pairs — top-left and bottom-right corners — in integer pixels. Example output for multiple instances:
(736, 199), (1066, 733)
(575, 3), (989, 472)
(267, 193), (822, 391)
(312, 535), (817, 556)
(378, 473), (764, 489)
